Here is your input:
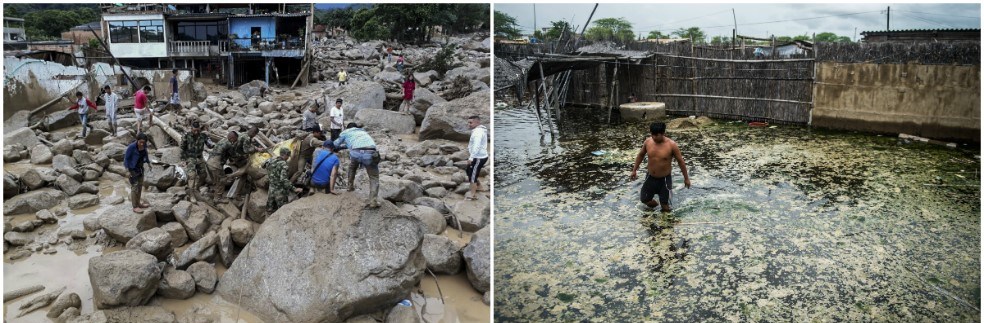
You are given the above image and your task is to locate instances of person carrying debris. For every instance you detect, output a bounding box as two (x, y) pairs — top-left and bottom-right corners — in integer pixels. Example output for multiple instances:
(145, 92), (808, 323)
(329, 98), (344, 141)
(266, 147), (300, 213)
(181, 121), (214, 202)
(124, 133), (152, 213)
(68, 91), (97, 138)
(170, 69), (181, 108)
(208, 129), (258, 201)
(102, 85), (120, 135)
(465, 116), (489, 200)
(291, 127), (327, 185)
(310, 141), (340, 194)
(400, 74), (416, 114)
(134, 85), (153, 134)
(334, 123), (380, 208)
(337, 68), (348, 86)
(630, 122), (691, 212)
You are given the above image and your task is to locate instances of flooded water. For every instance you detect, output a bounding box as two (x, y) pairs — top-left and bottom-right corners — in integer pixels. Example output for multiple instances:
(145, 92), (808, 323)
(494, 104), (981, 322)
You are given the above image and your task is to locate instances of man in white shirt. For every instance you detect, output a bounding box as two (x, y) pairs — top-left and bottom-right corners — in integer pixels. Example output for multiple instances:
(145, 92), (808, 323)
(329, 98), (344, 141)
(465, 115), (489, 200)
(102, 85), (120, 135)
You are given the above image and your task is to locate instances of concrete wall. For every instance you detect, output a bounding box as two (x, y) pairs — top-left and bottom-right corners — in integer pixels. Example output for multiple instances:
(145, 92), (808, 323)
(230, 17), (276, 49)
(813, 62), (980, 141)
(3, 58), (130, 120)
(130, 69), (196, 105)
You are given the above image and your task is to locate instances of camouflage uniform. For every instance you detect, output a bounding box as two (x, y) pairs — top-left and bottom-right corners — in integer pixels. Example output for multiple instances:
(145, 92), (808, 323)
(208, 136), (236, 199)
(230, 134), (258, 168)
(180, 132), (210, 199)
(266, 154), (291, 212)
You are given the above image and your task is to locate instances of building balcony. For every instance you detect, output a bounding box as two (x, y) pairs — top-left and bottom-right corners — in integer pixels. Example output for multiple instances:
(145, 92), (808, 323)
(167, 40), (230, 57)
(227, 37), (305, 57)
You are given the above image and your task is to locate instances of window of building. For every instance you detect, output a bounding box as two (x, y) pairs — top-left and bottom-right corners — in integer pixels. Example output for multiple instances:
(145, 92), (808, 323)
(176, 21), (227, 44)
(109, 20), (164, 43)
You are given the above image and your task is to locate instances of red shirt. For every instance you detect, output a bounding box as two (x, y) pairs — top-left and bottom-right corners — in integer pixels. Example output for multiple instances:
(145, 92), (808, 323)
(402, 80), (415, 100)
(135, 90), (148, 109)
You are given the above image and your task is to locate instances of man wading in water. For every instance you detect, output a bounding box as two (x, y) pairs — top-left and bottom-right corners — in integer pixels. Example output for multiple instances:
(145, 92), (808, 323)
(630, 122), (691, 212)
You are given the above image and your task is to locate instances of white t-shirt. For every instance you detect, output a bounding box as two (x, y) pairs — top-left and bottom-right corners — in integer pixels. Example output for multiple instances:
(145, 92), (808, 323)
(329, 106), (344, 130)
(103, 92), (119, 116)
(76, 98), (91, 115)
(468, 125), (489, 160)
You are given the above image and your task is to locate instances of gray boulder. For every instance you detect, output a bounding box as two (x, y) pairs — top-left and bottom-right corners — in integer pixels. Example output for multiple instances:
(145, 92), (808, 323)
(145, 165), (178, 191)
(53, 154), (83, 181)
(230, 219), (256, 247)
(385, 305), (420, 323)
(192, 81), (207, 101)
(379, 176), (424, 203)
(125, 227), (174, 260)
(216, 228), (234, 267)
(87, 306), (176, 323)
(157, 267), (196, 299)
(102, 142), (128, 161)
(419, 92), (489, 142)
(452, 199), (490, 232)
(51, 138), (74, 156)
(239, 80), (268, 99)
(55, 174), (98, 196)
(3, 172), (19, 198)
(19, 167), (56, 190)
(400, 205), (446, 235)
(45, 110), (79, 130)
(161, 222), (189, 248)
(99, 204), (158, 243)
(47, 292), (82, 318)
(173, 201), (209, 241)
(30, 144), (53, 164)
(3, 189), (66, 215)
(323, 81), (386, 120)
(187, 261), (218, 294)
(353, 109), (416, 134)
(68, 193), (100, 209)
(4, 127), (39, 148)
(4, 231), (35, 246)
(84, 129), (112, 146)
(216, 193), (426, 323)
(409, 88), (447, 124)
(422, 234), (463, 275)
(168, 230), (217, 268)
(246, 190), (269, 223)
(462, 227), (490, 293)
(413, 197), (450, 215)
(88, 250), (163, 309)
(413, 70), (440, 87)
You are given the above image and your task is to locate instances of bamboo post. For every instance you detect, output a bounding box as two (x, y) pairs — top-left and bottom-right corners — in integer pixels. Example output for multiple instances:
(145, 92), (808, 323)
(607, 61), (619, 123)
(809, 32), (817, 126)
(691, 36), (698, 116)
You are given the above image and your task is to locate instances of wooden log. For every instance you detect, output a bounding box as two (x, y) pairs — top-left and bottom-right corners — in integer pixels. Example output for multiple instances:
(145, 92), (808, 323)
(152, 117), (183, 143)
(3, 285), (44, 302)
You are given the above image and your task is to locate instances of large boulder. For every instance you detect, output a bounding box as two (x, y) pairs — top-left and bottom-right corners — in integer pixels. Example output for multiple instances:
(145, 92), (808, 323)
(409, 88), (446, 124)
(157, 267), (196, 299)
(217, 193), (426, 323)
(55, 174), (98, 195)
(168, 230), (217, 268)
(19, 167), (56, 190)
(187, 261), (218, 294)
(400, 205), (446, 235)
(88, 250), (163, 309)
(323, 81), (386, 120)
(379, 176), (424, 203)
(451, 199), (490, 232)
(145, 165), (178, 191)
(173, 201), (209, 241)
(161, 222), (189, 248)
(4, 110), (31, 134)
(3, 172), (19, 198)
(85, 129), (112, 146)
(30, 144), (53, 164)
(68, 193), (100, 209)
(102, 142), (128, 161)
(47, 292), (82, 318)
(374, 71), (405, 85)
(462, 227), (490, 293)
(413, 70), (439, 87)
(422, 234), (462, 275)
(4, 127), (39, 148)
(52, 154), (83, 181)
(3, 188), (66, 215)
(99, 204), (158, 243)
(229, 219), (256, 247)
(353, 109), (416, 134)
(125, 227), (174, 260)
(446, 66), (491, 85)
(192, 81), (207, 101)
(419, 92), (489, 142)
(238, 80), (268, 99)
(45, 110), (79, 130)
(246, 190), (269, 223)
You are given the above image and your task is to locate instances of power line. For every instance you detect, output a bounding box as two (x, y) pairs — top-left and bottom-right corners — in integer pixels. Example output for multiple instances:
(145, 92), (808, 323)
(895, 12), (955, 29)
(700, 10), (883, 30)
(635, 8), (733, 30)
(894, 9), (980, 20)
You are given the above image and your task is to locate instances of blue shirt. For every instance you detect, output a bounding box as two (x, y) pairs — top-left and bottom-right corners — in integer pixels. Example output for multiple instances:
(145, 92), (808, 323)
(311, 149), (339, 186)
(124, 141), (149, 171)
(333, 128), (376, 150)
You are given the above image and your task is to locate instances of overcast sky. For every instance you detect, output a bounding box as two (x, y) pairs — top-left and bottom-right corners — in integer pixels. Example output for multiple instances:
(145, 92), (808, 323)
(495, 3), (981, 41)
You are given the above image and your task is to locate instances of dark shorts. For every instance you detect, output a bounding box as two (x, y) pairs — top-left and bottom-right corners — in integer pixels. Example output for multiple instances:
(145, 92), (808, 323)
(466, 158), (488, 183)
(640, 173), (672, 206)
(330, 129), (341, 141)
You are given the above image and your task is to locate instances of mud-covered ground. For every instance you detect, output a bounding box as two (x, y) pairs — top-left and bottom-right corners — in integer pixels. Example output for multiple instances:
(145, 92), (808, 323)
(494, 105), (981, 322)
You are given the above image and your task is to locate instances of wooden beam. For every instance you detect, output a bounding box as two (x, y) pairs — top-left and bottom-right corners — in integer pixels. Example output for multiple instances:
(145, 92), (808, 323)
(653, 93), (812, 105)
(658, 54), (815, 63)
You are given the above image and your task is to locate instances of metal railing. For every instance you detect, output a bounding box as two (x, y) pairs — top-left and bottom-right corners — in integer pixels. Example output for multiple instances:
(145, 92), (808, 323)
(168, 40), (210, 54)
(227, 36), (304, 52)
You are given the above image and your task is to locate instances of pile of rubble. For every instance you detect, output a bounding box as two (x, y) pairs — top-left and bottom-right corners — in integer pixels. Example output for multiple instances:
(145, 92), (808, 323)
(2, 33), (491, 322)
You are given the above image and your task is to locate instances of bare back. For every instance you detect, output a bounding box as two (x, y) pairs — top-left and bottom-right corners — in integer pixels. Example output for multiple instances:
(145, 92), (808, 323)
(643, 137), (679, 178)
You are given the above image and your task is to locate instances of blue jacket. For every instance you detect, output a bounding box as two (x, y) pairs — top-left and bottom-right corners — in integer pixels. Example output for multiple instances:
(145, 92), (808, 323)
(311, 149), (339, 186)
(124, 141), (149, 172)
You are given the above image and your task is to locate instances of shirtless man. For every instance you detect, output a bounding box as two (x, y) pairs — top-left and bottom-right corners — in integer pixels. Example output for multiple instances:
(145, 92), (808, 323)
(630, 122), (691, 212)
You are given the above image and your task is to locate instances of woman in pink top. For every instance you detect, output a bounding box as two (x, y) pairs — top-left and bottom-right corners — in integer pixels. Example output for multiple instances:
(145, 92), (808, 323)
(400, 74), (415, 113)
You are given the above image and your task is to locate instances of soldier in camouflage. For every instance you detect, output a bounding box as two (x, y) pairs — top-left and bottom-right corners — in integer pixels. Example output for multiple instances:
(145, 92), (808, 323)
(180, 122), (213, 201)
(266, 147), (296, 213)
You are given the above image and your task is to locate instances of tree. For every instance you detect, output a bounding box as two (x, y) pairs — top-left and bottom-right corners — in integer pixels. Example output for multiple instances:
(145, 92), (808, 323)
(672, 26), (705, 43)
(348, 4), (487, 43)
(317, 8), (355, 30)
(543, 20), (570, 41)
(647, 30), (666, 39)
(494, 10), (521, 39)
(584, 17), (634, 43)
(24, 9), (86, 40)
(815, 32), (852, 43)
(710, 36), (731, 45)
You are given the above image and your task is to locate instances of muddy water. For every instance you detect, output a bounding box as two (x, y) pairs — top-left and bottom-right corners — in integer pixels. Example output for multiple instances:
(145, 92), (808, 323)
(416, 272), (490, 323)
(494, 105), (981, 322)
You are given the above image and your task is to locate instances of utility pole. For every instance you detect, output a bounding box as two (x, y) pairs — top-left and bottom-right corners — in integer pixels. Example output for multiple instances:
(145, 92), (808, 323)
(533, 4), (537, 39)
(886, 6), (890, 31)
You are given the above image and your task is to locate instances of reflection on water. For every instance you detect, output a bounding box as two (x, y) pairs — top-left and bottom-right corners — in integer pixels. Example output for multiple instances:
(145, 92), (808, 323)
(494, 104), (981, 321)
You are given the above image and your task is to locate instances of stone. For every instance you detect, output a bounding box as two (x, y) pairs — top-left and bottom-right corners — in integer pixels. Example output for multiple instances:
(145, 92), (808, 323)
(3, 189), (66, 215)
(408, 88), (447, 124)
(323, 81), (386, 121)
(4, 127), (39, 148)
(30, 144), (53, 164)
(216, 228), (234, 267)
(99, 204), (158, 243)
(88, 250), (163, 309)
(187, 261), (217, 294)
(238, 80), (268, 99)
(4, 144), (24, 162)
(422, 234), (463, 275)
(384, 304), (420, 323)
(47, 292), (82, 318)
(45, 110), (79, 131)
(57, 224), (86, 239)
(424, 186), (449, 199)
(35, 209), (58, 224)
(379, 175), (424, 203)
(173, 201), (209, 241)
(353, 109), (416, 134)
(52, 138), (74, 156)
(102, 142), (128, 161)
(4, 110), (30, 134)
(88, 306), (177, 323)
(192, 81), (207, 101)
(156, 147), (182, 165)
(161, 222), (189, 248)
(258, 101), (275, 114)
(374, 71), (404, 85)
(229, 219), (256, 247)
(85, 129), (112, 146)
(55, 174), (98, 196)
(413, 197), (450, 215)
(462, 227), (490, 293)
(145, 165), (178, 191)
(451, 199), (490, 232)
(216, 193), (425, 323)
(419, 92), (489, 142)
(20, 167), (56, 190)
(400, 205), (446, 235)
(168, 231), (217, 268)
(413, 70), (439, 87)
(13, 220), (38, 232)
(246, 189), (269, 223)
(4, 172), (20, 198)
(5, 231), (35, 246)
(53, 154), (83, 181)
(68, 193), (100, 209)
(157, 267), (196, 300)
(125, 227), (174, 260)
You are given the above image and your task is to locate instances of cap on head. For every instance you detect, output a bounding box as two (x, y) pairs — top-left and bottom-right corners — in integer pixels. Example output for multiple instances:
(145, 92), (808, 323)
(650, 122), (666, 135)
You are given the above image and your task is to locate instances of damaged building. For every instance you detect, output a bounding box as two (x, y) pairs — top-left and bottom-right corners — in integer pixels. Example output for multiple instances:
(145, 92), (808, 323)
(100, 3), (313, 88)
